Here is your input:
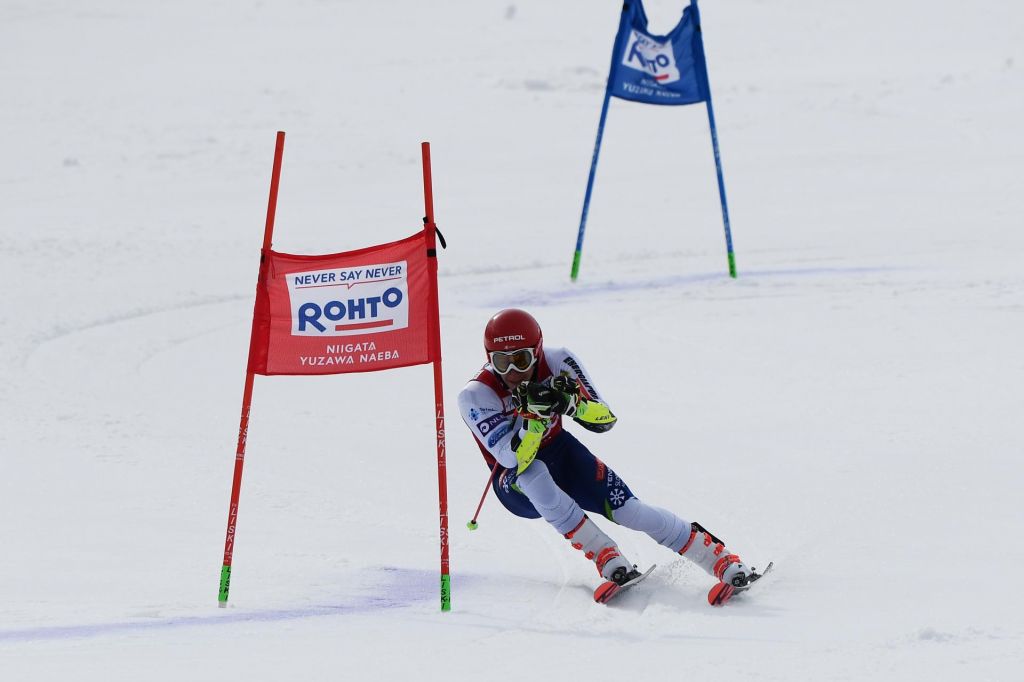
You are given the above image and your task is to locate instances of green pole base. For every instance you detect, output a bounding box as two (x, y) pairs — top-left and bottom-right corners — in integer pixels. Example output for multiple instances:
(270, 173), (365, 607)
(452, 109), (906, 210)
(466, 520), (478, 530)
(440, 573), (451, 612)
(727, 251), (737, 278)
(570, 250), (582, 282)
(218, 565), (231, 606)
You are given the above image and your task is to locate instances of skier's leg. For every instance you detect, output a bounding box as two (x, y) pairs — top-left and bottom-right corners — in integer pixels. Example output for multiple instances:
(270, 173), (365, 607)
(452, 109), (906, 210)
(515, 460), (632, 582)
(612, 497), (691, 549)
(549, 431), (752, 587)
(512, 460), (579, 533)
(492, 467), (541, 519)
(551, 428), (753, 587)
(613, 498), (751, 586)
(548, 431), (635, 521)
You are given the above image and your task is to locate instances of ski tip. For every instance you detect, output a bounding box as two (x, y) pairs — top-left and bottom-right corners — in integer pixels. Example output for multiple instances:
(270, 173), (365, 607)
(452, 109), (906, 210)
(594, 581), (619, 604)
(707, 582), (735, 607)
(748, 561), (774, 583)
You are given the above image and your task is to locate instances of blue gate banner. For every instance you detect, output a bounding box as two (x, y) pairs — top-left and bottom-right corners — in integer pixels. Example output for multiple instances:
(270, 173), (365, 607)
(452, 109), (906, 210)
(608, 0), (709, 106)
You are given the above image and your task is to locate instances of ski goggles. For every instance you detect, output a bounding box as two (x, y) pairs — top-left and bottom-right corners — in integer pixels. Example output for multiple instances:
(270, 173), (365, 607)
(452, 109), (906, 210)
(489, 348), (537, 375)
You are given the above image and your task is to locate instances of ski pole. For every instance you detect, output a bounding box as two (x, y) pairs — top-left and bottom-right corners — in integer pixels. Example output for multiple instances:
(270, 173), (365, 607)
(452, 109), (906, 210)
(467, 461), (502, 530)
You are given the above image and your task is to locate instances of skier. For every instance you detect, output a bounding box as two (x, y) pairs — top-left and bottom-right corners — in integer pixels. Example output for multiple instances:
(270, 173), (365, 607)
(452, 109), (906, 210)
(457, 308), (761, 604)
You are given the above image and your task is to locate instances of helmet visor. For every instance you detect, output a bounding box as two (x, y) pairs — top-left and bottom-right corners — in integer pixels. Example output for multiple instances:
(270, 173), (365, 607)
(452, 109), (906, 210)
(489, 348), (537, 375)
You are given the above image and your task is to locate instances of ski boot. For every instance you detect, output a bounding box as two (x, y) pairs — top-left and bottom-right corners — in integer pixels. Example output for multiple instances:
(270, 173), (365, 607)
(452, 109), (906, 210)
(564, 514), (633, 581)
(677, 522), (756, 605)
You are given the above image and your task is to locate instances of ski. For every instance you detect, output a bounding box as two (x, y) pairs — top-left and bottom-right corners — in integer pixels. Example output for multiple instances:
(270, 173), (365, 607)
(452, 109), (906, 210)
(594, 564), (657, 604)
(707, 561), (774, 606)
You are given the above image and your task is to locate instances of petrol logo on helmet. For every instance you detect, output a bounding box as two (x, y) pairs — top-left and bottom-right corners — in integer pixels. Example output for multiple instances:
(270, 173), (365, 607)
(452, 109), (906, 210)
(493, 334), (526, 343)
(287, 261), (409, 336)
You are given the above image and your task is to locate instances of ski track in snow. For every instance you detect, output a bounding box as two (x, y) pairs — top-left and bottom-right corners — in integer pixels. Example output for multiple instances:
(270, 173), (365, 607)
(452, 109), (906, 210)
(0, 566), (440, 644)
(481, 264), (910, 308)
(18, 294), (250, 367)
(0, 597), (405, 644)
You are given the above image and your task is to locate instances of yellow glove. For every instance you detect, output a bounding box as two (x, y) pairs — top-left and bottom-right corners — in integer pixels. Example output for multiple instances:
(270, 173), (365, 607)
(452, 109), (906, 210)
(574, 400), (617, 429)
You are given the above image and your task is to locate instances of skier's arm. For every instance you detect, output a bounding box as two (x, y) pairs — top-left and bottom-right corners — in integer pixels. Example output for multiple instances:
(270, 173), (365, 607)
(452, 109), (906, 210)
(549, 348), (617, 433)
(457, 383), (531, 470)
(572, 398), (617, 432)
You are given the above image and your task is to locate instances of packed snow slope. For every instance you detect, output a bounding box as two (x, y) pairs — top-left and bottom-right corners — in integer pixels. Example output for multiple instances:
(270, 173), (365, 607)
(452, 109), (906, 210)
(2, 1), (1022, 680)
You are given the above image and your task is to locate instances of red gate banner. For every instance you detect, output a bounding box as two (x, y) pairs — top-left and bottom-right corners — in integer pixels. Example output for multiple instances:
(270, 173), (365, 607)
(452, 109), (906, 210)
(247, 230), (434, 375)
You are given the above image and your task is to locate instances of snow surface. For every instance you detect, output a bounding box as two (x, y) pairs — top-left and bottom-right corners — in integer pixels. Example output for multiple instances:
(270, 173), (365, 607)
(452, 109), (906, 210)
(2, 0), (1022, 679)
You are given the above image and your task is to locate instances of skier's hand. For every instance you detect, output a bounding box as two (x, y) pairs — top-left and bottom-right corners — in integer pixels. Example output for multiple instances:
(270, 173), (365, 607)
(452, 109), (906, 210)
(514, 381), (578, 419)
(511, 382), (537, 415)
(550, 375), (581, 400)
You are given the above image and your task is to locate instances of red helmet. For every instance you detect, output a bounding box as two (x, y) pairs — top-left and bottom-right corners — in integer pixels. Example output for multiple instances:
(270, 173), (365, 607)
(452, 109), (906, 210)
(484, 308), (543, 357)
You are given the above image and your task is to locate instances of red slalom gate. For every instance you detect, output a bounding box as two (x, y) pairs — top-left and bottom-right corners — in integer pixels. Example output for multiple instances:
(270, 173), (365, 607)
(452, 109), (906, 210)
(218, 134), (452, 611)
